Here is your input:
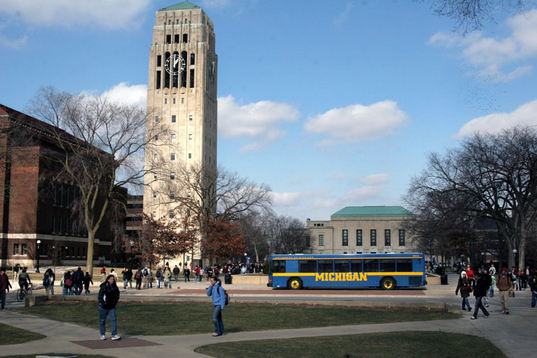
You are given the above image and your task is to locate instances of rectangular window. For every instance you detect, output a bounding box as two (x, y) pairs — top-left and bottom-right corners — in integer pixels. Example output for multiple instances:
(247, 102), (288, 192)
(189, 134), (192, 140)
(156, 71), (161, 89)
(397, 259), (413, 272)
(152, 211), (157, 218)
(385, 229), (391, 246)
(364, 259), (379, 272)
(351, 259), (362, 272)
(173, 98), (176, 104)
(164, 98), (167, 104)
(171, 153), (175, 161)
(174, 34), (180, 43)
(170, 173), (175, 180)
(188, 153), (192, 159)
(380, 259), (396, 272)
(299, 260), (317, 273)
(370, 229), (377, 246)
(155, 116), (159, 123)
(334, 260), (349, 273)
(157, 55), (162, 67)
(182, 98), (184, 104)
(183, 34), (188, 43)
(154, 135), (158, 141)
(13, 243), (19, 255)
(189, 115), (193, 121)
(318, 234), (324, 246)
(171, 133), (176, 141)
(189, 69), (195, 88)
(166, 34), (171, 44)
(318, 260), (333, 273)
(169, 210), (174, 218)
(172, 115), (176, 123)
(190, 53), (195, 65)
(21, 244), (27, 255)
(271, 260), (286, 273)
(399, 230), (405, 246)
(356, 229), (362, 246)
(342, 229), (348, 246)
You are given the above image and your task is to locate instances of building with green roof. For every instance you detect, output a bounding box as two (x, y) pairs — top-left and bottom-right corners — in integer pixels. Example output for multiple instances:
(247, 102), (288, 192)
(306, 206), (416, 255)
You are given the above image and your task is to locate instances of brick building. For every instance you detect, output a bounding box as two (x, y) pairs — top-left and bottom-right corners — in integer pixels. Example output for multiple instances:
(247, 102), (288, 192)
(0, 104), (117, 269)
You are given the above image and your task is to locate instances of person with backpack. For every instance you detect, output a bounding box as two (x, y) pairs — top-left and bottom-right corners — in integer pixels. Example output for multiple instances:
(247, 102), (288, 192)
(83, 272), (94, 295)
(62, 271), (73, 295)
(207, 277), (226, 337)
(155, 267), (163, 289)
(142, 266), (150, 289)
(72, 267), (84, 295)
(42, 269), (54, 296)
(135, 268), (143, 290)
(497, 267), (513, 314)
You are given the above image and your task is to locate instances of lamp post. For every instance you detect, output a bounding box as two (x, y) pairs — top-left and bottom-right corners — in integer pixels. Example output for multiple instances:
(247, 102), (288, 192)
(36, 240), (41, 273)
(130, 241), (135, 268)
(513, 249), (518, 269)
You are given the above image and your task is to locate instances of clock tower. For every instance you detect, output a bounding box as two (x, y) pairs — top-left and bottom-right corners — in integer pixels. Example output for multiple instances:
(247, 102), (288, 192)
(144, 1), (217, 265)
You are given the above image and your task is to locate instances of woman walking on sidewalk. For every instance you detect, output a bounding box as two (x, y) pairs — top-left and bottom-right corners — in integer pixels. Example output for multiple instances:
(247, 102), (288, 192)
(455, 271), (472, 312)
(98, 274), (121, 341)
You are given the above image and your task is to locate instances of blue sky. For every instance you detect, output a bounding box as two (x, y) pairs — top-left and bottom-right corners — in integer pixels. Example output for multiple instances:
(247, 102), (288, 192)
(1, 0), (537, 221)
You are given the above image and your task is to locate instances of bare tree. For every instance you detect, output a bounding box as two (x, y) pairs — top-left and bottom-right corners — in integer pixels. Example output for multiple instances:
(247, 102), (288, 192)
(418, 0), (532, 33)
(266, 215), (310, 255)
(26, 86), (167, 274)
(406, 126), (537, 268)
(239, 210), (272, 263)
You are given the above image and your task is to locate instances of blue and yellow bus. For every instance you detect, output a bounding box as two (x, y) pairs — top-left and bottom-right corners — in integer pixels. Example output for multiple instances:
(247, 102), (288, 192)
(267, 253), (426, 290)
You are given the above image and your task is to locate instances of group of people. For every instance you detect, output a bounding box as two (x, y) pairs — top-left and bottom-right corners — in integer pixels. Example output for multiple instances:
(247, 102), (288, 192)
(456, 264), (537, 319)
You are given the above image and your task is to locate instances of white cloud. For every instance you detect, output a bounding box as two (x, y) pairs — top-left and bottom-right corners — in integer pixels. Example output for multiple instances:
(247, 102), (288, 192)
(429, 9), (537, 82)
(272, 192), (302, 207)
(0, 0), (151, 29)
(456, 99), (537, 137)
(340, 186), (383, 202)
(304, 101), (408, 145)
(359, 174), (390, 185)
(218, 95), (300, 152)
(327, 172), (346, 180)
(100, 83), (148, 109)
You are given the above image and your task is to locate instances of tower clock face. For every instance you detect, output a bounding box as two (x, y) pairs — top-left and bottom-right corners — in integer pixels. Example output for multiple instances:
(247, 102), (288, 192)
(165, 54), (186, 75)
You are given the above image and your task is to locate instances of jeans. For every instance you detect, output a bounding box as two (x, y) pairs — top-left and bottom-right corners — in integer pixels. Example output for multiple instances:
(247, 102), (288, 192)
(489, 283), (495, 297)
(195, 274), (200, 282)
(156, 279), (162, 289)
(174, 274), (179, 281)
(164, 281), (171, 289)
(1, 289), (6, 309)
(63, 286), (73, 295)
(98, 306), (117, 336)
(212, 305), (225, 335)
(473, 296), (489, 318)
(462, 297), (471, 310)
(184, 275), (190, 282)
(532, 290), (536, 307)
(73, 283), (82, 295)
(123, 280), (128, 289)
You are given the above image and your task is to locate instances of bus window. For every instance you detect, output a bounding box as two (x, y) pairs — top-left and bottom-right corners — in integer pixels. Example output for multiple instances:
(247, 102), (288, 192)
(380, 259), (395, 272)
(397, 259), (413, 272)
(335, 260), (349, 273)
(364, 259), (379, 272)
(351, 259), (362, 272)
(272, 260), (286, 273)
(299, 260), (317, 273)
(318, 260), (333, 273)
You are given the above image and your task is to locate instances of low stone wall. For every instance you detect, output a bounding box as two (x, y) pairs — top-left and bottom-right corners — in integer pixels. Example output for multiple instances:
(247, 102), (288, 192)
(427, 273), (441, 285)
(228, 274), (267, 285)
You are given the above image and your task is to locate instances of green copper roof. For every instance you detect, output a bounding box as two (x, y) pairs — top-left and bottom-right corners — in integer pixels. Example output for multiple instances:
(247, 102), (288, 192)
(331, 206), (414, 218)
(159, 1), (200, 11)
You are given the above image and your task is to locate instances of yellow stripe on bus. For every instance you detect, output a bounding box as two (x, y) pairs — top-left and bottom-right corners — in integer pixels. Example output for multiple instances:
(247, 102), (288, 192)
(273, 272), (424, 282)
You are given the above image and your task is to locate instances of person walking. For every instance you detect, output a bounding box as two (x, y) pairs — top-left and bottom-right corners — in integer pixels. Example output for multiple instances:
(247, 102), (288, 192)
(135, 268), (143, 290)
(155, 267), (163, 289)
(207, 277), (226, 337)
(471, 272), (490, 320)
(184, 267), (190, 282)
(173, 265), (180, 281)
(497, 267), (513, 314)
(1, 267), (12, 310)
(489, 265), (496, 298)
(98, 274), (121, 341)
(455, 271), (472, 312)
(42, 269), (53, 296)
(72, 267), (84, 295)
(529, 269), (537, 308)
(43, 268), (55, 296)
(142, 266), (150, 289)
(83, 272), (94, 295)
(163, 266), (172, 289)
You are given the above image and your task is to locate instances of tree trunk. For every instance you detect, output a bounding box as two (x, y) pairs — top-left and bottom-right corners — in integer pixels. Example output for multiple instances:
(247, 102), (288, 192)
(86, 231), (95, 276)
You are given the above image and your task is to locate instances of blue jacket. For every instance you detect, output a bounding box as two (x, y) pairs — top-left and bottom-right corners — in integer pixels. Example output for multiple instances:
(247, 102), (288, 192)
(207, 282), (225, 310)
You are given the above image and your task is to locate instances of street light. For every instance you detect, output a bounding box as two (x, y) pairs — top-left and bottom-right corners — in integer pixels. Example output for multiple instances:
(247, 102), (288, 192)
(513, 249), (518, 269)
(36, 239), (41, 273)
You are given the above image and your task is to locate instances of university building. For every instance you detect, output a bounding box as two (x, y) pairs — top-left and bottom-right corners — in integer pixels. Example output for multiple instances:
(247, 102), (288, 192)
(143, 2), (218, 267)
(0, 104), (117, 268)
(307, 206), (416, 255)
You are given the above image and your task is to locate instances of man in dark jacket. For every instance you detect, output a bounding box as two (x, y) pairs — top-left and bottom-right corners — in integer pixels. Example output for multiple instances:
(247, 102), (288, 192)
(98, 274), (121, 341)
(471, 272), (490, 320)
(1, 267), (12, 310)
(529, 269), (537, 308)
(72, 267), (84, 295)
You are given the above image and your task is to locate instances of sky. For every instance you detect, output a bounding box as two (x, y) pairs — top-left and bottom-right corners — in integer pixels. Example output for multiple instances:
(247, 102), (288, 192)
(1, 0), (537, 221)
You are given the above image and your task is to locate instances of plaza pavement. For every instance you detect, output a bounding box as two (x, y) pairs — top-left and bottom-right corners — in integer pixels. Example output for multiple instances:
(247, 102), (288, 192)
(0, 273), (535, 358)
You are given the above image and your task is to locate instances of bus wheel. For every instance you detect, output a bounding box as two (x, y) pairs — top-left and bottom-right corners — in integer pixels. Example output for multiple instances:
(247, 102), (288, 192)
(381, 277), (396, 290)
(288, 278), (302, 290)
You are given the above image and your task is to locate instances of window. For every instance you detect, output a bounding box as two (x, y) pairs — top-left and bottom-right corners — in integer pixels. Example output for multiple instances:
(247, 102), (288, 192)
(153, 173), (157, 179)
(181, 98), (184, 104)
(21, 244), (28, 255)
(399, 230), (405, 246)
(154, 154), (158, 160)
(169, 210), (174, 218)
(356, 229), (362, 246)
(380, 259), (395, 272)
(154, 135), (158, 141)
(166, 34), (171, 44)
(13, 243), (19, 255)
(397, 259), (413, 272)
(189, 69), (195, 88)
(318, 260), (333, 273)
(152, 211), (157, 218)
(190, 53), (195, 65)
(174, 34), (179, 43)
(164, 98), (167, 104)
(156, 71), (161, 89)
(370, 229), (377, 246)
(172, 115), (176, 123)
(153, 192), (157, 198)
(183, 34), (188, 43)
(169, 192), (175, 199)
(299, 260), (317, 273)
(189, 134), (192, 140)
(173, 98), (176, 104)
(170, 172), (175, 180)
(157, 55), (162, 67)
(155, 116), (159, 122)
(272, 260), (286, 273)
(318, 234), (324, 246)
(334, 260), (349, 273)
(189, 115), (193, 121)
(342, 229), (348, 246)
(364, 259), (379, 272)
(171, 133), (176, 142)
(171, 153), (175, 161)
(351, 259), (363, 272)
(385, 229), (391, 246)
(168, 20), (171, 25)
(188, 153), (192, 159)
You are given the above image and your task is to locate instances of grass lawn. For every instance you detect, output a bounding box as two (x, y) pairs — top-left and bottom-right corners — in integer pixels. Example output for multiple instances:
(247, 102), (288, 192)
(15, 302), (458, 336)
(195, 331), (507, 358)
(0, 322), (45, 345)
(3, 355), (115, 358)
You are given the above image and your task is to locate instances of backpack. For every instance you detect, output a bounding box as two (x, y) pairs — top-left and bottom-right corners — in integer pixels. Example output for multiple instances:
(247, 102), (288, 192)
(65, 278), (73, 287)
(136, 273), (141, 280)
(156, 270), (162, 279)
(143, 268), (149, 276)
(43, 275), (51, 287)
(218, 285), (230, 305)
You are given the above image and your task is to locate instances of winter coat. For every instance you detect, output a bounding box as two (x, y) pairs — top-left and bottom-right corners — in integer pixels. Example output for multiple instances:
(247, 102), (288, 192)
(98, 281), (120, 310)
(473, 276), (488, 297)
(163, 269), (172, 282)
(456, 275), (471, 298)
(497, 273), (512, 291)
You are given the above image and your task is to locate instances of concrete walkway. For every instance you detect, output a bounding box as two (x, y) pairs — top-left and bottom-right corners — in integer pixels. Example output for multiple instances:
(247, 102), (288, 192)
(1, 274), (535, 358)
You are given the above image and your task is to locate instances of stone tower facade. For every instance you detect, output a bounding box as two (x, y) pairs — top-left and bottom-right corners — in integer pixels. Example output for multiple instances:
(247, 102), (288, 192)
(144, 2), (217, 266)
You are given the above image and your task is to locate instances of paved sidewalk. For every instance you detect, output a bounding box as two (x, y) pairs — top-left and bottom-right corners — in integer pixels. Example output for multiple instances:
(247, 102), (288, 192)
(1, 274), (535, 358)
